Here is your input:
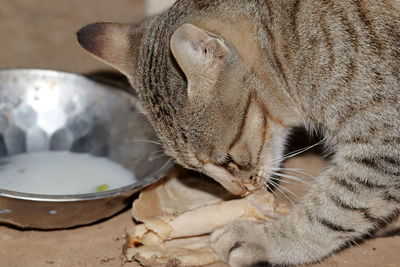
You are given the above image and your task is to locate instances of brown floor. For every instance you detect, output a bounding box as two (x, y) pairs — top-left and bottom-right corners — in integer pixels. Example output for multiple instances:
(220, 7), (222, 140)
(1, 207), (399, 267)
(0, 0), (144, 74)
(0, 1), (399, 266)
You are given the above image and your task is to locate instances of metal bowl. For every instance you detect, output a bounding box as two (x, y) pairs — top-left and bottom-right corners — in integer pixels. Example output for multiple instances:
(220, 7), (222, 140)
(0, 69), (173, 229)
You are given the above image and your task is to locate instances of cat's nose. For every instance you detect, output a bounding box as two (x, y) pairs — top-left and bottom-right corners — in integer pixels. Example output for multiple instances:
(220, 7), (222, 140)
(243, 175), (263, 193)
(249, 175), (262, 185)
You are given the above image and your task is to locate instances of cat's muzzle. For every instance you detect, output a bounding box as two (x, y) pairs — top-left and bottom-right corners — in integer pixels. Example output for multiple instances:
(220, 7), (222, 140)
(198, 163), (263, 196)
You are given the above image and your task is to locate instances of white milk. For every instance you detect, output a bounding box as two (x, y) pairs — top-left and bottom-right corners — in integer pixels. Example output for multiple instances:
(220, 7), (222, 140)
(0, 151), (136, 195)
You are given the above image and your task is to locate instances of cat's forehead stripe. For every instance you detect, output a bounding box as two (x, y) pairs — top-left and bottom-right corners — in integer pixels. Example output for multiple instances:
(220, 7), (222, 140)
(228, 92), (252, 150)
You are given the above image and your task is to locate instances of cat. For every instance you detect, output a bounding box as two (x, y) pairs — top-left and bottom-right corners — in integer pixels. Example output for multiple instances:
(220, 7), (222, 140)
(77, 0), (400, 266)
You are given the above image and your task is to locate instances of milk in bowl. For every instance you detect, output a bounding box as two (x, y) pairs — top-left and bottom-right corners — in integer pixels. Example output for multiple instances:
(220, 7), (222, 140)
(0, 151), (137, 195)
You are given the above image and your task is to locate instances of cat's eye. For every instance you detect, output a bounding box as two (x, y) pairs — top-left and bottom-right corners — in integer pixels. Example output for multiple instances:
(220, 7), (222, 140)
(220, 154), (234, 166)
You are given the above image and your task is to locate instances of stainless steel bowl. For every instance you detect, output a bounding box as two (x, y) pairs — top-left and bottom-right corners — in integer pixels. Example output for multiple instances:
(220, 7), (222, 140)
(0, 69), (173, 229)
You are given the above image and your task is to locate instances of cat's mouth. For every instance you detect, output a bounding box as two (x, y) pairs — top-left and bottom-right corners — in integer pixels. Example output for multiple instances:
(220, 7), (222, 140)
(186, 153), (266, 196)
(245, 174), (265, 192)
(201, 163), (265, 196)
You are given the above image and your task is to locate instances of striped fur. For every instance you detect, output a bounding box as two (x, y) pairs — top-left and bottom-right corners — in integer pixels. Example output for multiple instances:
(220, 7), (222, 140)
(78, 0), (400, 266)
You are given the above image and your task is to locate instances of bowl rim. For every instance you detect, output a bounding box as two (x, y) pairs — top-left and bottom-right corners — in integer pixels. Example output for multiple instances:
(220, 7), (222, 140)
(0, 68), (174, 202)
(0, 68), (131, 91)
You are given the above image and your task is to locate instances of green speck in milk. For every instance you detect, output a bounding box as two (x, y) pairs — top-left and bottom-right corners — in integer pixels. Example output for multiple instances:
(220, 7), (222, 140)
(96, 184), (110, 192)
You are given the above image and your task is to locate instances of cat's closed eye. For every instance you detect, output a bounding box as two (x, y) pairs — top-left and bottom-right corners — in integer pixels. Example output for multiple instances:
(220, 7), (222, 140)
(219, 154), (234, 165)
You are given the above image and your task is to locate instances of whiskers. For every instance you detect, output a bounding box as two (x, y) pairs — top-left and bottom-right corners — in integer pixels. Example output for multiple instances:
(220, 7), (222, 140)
(265, 165), (317, 207)
(124, 139), (168, 162)
(150, 157), (174, 176)
(269, 139), (324, 165)
(148, 149), (168, 162)
(125, 139), (162, 146)
(259, 140), (324, 206)
(271, 171), (313, 186)
(148, 153), (168, 162)
(277, 167), (318, 182)
(264, 167), (315, 207)
(266, 179), (298, 208)
(150, 149), (165, 155)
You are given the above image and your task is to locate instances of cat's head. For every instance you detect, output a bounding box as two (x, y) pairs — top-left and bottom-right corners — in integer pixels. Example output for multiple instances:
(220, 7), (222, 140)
(77, 17), (290, 195)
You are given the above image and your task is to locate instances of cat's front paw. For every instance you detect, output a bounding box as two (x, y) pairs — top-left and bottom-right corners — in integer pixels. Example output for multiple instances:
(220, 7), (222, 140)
(211, 219), (273, 267)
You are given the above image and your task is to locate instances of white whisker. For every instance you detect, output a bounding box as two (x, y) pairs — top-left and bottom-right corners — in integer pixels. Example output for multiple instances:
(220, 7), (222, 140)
(270, 177), (295, 185)
(126, 139), (162, 146)
(350, 239), (361, 248)
(150, 150), (165, 156)
(265, 183), (281, 199)
(148, 153), (167, 162)
(277, 167), (319, 181)
(269, 140), (324, 164)
(150, 149), (165, 155)
(151, 158), (173, 176)
(271, 172), (312, 186)
(267, 180), (297, 208)
(269, 180), (298, 198)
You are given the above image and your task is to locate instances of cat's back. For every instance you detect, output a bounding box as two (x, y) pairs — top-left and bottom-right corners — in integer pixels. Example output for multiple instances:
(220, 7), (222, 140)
(281, 0), (400, 128)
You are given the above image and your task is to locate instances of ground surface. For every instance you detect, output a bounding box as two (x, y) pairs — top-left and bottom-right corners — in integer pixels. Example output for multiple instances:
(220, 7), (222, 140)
(0, 0), (399, 266)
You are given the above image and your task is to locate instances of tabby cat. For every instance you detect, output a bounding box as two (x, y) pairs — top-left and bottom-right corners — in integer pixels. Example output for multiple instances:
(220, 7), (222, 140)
(77, 0), (400, 266)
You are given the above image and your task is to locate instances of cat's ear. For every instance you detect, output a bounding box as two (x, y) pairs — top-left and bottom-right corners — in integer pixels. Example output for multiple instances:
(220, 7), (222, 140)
(77, 22), (143, 75)
(170, 24), (228, 87)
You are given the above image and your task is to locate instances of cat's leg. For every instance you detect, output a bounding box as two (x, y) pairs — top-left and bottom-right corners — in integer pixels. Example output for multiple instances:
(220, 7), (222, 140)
(211, 146), (400, 266)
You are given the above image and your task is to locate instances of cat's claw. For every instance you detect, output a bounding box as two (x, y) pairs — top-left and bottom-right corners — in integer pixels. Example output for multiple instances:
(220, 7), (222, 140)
(211, 219), (272, 267)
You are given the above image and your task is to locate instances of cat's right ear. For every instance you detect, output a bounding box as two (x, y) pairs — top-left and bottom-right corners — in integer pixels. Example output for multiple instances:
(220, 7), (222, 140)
(77, 22), (144, 75)
(170, 24), (229, 99)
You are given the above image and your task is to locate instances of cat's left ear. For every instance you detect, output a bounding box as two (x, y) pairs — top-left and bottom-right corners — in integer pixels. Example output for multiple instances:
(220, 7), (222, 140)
(170, 24), (229, 86)
(77, 22), (144, 75)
